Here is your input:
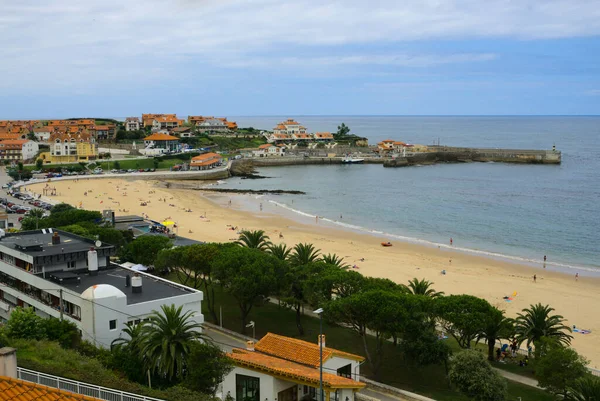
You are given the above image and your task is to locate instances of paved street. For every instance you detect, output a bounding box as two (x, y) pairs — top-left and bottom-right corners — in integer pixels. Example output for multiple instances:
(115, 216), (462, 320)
(0, 169), (36, 230)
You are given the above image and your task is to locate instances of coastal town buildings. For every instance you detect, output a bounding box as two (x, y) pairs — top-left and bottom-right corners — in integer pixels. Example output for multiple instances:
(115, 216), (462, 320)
(0, 229), (204, 349)
(33, 126), (54, 142)
(90, 125), (117, 141)
(314, 132), (334, 141)
(171, 126), (194, 137)
(273, 119), (307, 136)
(188, 116), (238, 134)
(253, 144), (286, 157)
(142, 114), (177, 127)
(143, 132), (180, 153)
(124, 117), (140, 131)
(0, 140), (39, 162)
(41, 132), (98, 163)
(266, 133), (291, 143)
(190, 152), (223, 170)
(222, 333), (365, 401)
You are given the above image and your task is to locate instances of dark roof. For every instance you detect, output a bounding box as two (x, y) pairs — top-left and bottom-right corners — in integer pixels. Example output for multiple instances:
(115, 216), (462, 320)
(59, 265), (197, 305)
(0, 229), (115, 258)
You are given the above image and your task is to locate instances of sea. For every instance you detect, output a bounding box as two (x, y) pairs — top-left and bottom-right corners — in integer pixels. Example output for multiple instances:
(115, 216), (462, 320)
(215, 116), (600, 272)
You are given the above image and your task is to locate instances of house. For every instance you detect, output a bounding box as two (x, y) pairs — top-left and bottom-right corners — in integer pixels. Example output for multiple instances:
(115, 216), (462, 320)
(222, 333), (365, 401)
(143, 133), (180, 153)
(124, 117), (140, 131)
(151, 116), (184, 131)
(188, 116), (238, 133)
(314, 132), (334, 141)
(0, 133), (23, 141)
(190, 152), (222, 170)
(171, 126), (194, 138)
(0, 140), (39, 162)
(0, 229), (204, 348)
(377, 139), (395, 152)
(90, 125), (117, 140)
(291, 133), (311, 141)
(266, 133), (291, 143)
(273, 119), (307, 136)
(254, 144), (285, 157)
(33, 126), (54, 142)
(42, 132), (97, 163)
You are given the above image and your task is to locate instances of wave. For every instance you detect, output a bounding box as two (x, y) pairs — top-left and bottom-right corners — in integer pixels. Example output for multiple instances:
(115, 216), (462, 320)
(267, 200), (598, 273)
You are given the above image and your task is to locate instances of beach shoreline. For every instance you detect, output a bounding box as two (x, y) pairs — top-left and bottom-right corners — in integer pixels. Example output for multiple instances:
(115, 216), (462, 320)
(24, 177), (600, 368)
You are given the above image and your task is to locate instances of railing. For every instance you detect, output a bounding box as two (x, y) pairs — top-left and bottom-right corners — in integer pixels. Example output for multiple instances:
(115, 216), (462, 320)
(17, 367), (164, 401)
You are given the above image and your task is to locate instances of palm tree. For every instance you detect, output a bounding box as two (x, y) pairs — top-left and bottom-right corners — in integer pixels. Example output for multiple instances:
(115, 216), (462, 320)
(476, 307), (514, 361)
(111, 321), (145, 351)
(320, 253), (349, 269)
(27, 208), (45, 219)
(289, 243), (320, 267)
(268, 243), (292, 261)
(406, 278), (444, 297)
(236, 230), (272, 250)
(140, 304), (206, 381)
(514, 303), (573, 352)
(566, 376), (600, 401)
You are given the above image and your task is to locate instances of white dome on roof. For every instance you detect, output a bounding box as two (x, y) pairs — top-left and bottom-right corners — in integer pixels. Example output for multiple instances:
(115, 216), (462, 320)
(81, 284), (126, 300)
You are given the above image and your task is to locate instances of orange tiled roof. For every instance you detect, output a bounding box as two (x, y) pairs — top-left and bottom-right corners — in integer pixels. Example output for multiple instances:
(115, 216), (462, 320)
(144, 133), (179, 141)
(314, 132), (333, 138)
(226, 121), (237, 129)
(258, 144), (273, 149)
(0, 376), (101, 400)
(228, 350), (365, 389)
(0, 133), (21, 140)
(255, 333), (364, 368)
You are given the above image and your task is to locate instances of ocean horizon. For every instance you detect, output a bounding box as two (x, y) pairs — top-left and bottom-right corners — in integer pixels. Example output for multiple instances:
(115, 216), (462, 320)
(211, 116), (600, 272)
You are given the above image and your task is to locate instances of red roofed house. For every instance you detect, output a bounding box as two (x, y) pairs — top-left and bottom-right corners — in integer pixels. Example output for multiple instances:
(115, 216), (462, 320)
(253, 144), (285, 157)
(377, 139), (396, 152)
(143, 133), (180, 152)
(273, 119), (307, 136)
(90, 125), (117, 140)
(0, 139), (39, 162)
(152, 116), (185, 131)
(190, 152), (222, 170)
(313, 132), (334, 141)
(222, 333), (365, 401)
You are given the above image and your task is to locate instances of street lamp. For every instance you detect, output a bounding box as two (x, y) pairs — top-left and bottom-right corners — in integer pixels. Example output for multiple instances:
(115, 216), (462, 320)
(313, 308), (324, 401)
(246, 320), (255, 339)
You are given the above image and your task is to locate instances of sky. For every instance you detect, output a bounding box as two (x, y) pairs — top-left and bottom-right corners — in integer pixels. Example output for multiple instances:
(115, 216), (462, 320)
(1, 0), (599, 117)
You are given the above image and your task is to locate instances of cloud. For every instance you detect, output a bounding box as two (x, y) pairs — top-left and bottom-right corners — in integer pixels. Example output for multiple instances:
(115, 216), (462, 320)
(0, 0), (598, 92)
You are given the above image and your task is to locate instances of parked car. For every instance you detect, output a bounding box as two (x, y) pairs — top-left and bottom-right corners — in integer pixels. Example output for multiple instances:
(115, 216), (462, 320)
(127, 169), (135, 173)
(1, 184), (10, 189)
(93, 168), (103, 174)
(111, 169), (119, 173)
(15, 208), (27, 214)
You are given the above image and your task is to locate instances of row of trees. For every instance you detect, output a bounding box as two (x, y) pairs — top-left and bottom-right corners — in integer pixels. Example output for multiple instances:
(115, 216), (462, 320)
(130, 229), (598, 400)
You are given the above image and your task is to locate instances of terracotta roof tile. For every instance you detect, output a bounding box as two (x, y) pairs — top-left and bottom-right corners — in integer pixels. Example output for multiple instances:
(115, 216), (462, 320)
(255, 333), (364, 367)
(228, 350), (365, 389)
(143, 133), (179, 141)
(0, 377), (101, 400)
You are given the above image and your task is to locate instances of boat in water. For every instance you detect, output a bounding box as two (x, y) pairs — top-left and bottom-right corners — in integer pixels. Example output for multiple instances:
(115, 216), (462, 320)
(342, 156), (365, 164)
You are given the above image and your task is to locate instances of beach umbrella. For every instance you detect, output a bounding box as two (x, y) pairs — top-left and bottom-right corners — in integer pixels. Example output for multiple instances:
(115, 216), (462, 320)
(162, 220), (175, 226)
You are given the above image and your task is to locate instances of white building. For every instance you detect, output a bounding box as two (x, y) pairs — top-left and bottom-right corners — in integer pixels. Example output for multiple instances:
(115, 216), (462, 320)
(273, 119), (307, 136)
(222, 333), (365, 401)
(0, 140), (39, 162)
(253, 144), (285, 157)
(125, 117), (140, 131)
(33, 126), (54, 142)
(0, 229), (203, 348)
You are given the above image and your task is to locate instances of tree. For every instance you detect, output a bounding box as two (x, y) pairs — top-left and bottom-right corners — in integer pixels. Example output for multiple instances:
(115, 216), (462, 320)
(406, 278), (444, 297)
(476, 307), (514, 361)
(212, 247), (281, 333)
(326, 290), (408, 379)
(5, 307), (46, 340)
(236, 229), (272, 250)
(183, 343), (233, 395)
(448, 349), (507, 401)
(320, 253), (349, 269)
(289, 243), (320, 266)
(434, 295), (493, 348)
(44, 318), (81, 349)
(140, 304), (205, 381)
(111, 321), (145, 351)
(280, 262), (325, 335)
(35, 158), (44, 170)
(51, 203), (75, 214)
(514, 303), (573, 354)
(566, 376), (600, 401)
(17, 162), (24, 171)
(535, 339), (588, 397)
(400, 317), (451, 370)
(336, 123), (350, 137)
(120, 235), (172, 266)
(307, 266), (364, 305)
(110, 322), (148, 384)
(113, 160), (121, 170)
(268, 243), (292, 261)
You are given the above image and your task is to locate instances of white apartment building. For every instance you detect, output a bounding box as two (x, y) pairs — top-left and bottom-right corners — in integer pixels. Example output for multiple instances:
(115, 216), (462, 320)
(125, 117), (140, 131)
(0, 229), (203, 348)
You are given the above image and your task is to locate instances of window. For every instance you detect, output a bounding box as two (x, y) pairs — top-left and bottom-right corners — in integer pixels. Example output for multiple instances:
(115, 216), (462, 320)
(67, 261), (76, 269)
(235, 374), (259, 401)
(109, 320), (117, 330)
(337, 364), (352, 379)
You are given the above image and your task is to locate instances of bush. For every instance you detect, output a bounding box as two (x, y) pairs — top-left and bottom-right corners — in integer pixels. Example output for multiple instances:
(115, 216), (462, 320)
(44, 318), (81, 349)
(5, 307), (46, 340)
(448, 350), (507, 401)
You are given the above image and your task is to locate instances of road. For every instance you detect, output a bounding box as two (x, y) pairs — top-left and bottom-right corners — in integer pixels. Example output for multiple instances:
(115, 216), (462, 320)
(0, 169), (36, 230)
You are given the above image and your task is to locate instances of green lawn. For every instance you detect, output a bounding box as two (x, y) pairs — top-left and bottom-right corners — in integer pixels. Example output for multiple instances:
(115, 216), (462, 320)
(197, 283), (553, 401)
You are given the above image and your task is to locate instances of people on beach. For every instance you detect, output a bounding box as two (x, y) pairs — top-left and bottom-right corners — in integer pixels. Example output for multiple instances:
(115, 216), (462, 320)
(533, 274), (537, 283)
(279, 232), (284, 239)
(450, 237), (453, 246)
(544, 255), (547, 262)
(576, 273), (579, 281)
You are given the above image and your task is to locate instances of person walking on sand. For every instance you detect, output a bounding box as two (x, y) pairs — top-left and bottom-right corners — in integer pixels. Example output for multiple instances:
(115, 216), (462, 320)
(533, 274), (537, 283)
(450, 238), (453, 246)
(544, 255), (547, 263)
(576, 273), (579, 281)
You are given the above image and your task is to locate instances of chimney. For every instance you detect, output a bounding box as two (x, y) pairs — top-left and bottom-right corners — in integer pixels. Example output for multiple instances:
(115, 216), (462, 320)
(246, 341), (255, 351)
(0, 347), (18, 379)
(51, 232), (60, 245)
(87, 247), (98, 276)
(318, 334), (326, 348)
(132, 273), (142, 293)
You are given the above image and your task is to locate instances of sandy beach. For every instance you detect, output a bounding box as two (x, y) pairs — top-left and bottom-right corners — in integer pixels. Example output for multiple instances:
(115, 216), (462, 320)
(25, 178), (600, 368)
